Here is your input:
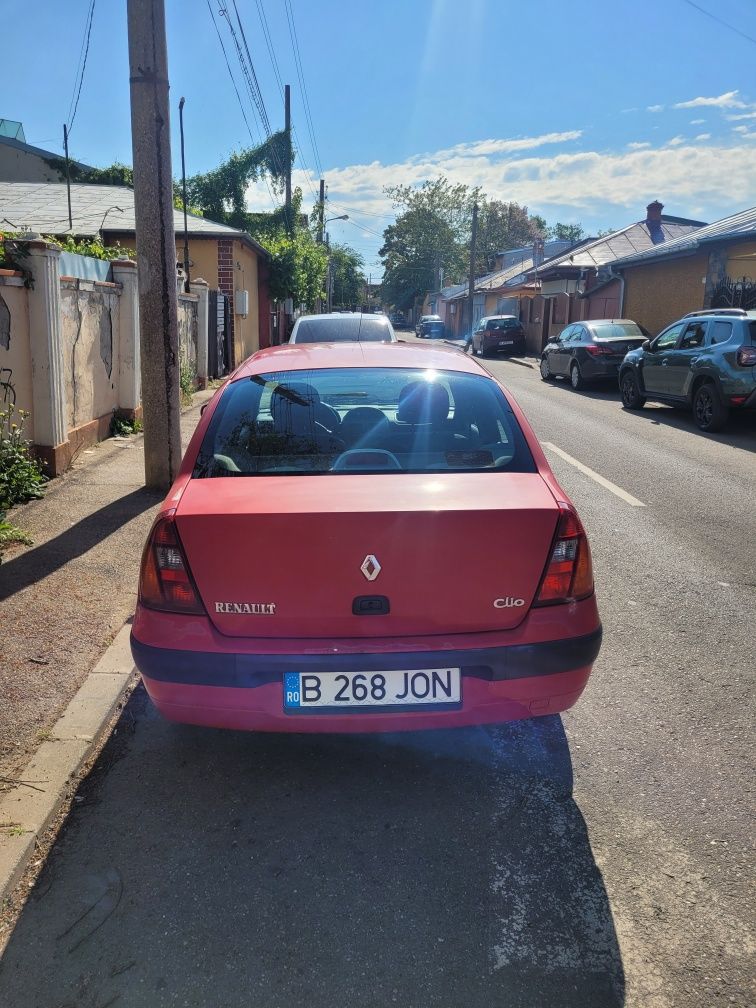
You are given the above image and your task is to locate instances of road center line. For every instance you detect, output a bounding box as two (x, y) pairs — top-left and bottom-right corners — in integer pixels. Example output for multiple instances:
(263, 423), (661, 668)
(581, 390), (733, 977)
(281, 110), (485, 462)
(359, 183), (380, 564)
(541, 442), (646, 508)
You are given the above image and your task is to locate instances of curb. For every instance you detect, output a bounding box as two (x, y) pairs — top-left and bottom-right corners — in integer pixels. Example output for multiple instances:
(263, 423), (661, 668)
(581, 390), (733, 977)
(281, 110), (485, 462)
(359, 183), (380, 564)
(0, 623), (136, 904)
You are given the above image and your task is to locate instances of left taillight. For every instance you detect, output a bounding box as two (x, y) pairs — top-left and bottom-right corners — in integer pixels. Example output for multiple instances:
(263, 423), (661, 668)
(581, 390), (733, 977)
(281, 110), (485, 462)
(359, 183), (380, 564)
(534, 502), (594, 606)
(138, 514), (206, 614)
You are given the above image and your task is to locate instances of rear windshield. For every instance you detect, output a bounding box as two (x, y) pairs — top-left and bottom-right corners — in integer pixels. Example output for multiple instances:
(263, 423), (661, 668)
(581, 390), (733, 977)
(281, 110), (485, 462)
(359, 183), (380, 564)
(293, 317), (392, 343)
(194, 367), (537, 476)
(422, 322), (444, 332)
(749, 321), (756, 344)
(591, 322), (645, 340)
(486, 318), (520, 330)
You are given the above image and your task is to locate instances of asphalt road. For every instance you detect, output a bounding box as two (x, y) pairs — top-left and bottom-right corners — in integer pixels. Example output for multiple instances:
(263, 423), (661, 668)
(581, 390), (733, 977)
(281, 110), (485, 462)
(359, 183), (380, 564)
(0, 339), (754, 1008)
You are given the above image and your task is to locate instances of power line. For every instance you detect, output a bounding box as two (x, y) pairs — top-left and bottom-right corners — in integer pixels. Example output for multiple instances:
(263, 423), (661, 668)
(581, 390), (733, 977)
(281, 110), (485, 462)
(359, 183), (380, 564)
(252, 0), (319, 203)
(205, 0), (281, 210)
(327, 200), (396, 220)
(220, 2), (271, 136)
(283, 0), (323, 179)
(67, 0), (96, 132)
(682, 0), (756, 45)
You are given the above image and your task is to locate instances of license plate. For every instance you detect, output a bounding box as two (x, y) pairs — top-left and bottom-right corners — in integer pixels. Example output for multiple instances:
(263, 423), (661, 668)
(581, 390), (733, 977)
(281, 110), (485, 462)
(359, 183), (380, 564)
(283, 669), (461, 711)
(499, 340), (513, 346)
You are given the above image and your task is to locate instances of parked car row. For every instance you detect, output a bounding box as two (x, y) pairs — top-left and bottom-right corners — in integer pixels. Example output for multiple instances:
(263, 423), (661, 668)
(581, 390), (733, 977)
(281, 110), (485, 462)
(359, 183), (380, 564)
(539, 309), (756, 432)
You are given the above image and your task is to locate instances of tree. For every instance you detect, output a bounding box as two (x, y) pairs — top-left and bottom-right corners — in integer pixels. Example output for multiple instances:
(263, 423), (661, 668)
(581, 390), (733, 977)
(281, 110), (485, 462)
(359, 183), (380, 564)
(547, 222), (585, 242)
(329, 244), (366, 309)
(378, 177), (549, 308)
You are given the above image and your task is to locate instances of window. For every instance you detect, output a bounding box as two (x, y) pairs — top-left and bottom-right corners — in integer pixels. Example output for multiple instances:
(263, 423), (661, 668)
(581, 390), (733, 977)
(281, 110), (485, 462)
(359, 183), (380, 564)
(590, 322), (644, 340)
(680, 322), (707, 350)
(194, 367), (537, 477)
(558, 325), (575, 342)
(653, 323), (684, 352)
(709, 321), (732, 345)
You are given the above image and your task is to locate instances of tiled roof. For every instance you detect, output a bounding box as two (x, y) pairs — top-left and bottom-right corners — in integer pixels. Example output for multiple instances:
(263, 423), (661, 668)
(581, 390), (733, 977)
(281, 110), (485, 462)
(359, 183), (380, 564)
(611, 206), (756, 268)
(0, 182), (266, 254)
(533, 216), (705, 274)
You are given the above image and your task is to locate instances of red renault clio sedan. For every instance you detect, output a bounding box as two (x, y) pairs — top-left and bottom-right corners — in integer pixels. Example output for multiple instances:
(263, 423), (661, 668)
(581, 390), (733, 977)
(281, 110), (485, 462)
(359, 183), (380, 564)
(131, 342), (601, 733)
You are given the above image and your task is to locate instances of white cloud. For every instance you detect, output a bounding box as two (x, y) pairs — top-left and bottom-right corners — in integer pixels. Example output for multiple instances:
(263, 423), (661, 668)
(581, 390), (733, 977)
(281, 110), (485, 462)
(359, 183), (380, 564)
(646, 104), (664, 113)
(726, 111), (756, 121)
(415, 131), (583, 162)
(695, 133), (711, 141)
(627, 141), (651, 150)
(690, 119), (706, 125)
(674, 90), (746, 109)
(666, 136), (686, 146)
(733, 125), (750, 133)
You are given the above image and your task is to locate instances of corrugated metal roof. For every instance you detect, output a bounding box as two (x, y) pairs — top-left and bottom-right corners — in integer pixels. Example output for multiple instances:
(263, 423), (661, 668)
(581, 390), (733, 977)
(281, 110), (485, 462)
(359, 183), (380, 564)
(533, 216), (704, 274)
(0, 181), (264, 249)
(611, 206), (756, 268)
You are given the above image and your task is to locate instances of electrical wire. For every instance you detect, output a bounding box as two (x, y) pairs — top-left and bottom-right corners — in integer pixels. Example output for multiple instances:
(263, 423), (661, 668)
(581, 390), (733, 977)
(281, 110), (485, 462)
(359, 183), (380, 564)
(682, 0), (756, 45)
(206, 0), (281, 210)
(283, 0), (323, 178)
(252, 0), (319, 203)
(67, 0), (96, 133)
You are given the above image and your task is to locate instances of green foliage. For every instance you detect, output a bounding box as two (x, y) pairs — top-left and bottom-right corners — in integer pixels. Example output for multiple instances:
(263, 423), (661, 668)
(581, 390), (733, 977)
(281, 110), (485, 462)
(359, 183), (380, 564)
(379, 178), (547, 309)
(0, 517), (33, 552)
(43, 159), (135, 187)
(180, 361), (197, 406)
(259, 226), (328, 308)
(46, 235), (135, 262)
(547, 222), (586, 242)
(184, 131), (292, 231)
(0, 403), (46, 512)
(329, 244), (366, 309)
(110, 413), (142, 437)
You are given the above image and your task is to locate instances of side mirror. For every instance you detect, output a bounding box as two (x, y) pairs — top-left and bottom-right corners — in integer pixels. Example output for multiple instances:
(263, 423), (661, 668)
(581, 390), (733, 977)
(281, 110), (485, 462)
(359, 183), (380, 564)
(642, 339), (651, 351)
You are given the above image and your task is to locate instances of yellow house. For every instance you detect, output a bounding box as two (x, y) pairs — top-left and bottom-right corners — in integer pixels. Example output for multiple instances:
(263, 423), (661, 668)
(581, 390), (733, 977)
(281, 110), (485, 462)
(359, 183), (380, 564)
(615, 207), (756, 336)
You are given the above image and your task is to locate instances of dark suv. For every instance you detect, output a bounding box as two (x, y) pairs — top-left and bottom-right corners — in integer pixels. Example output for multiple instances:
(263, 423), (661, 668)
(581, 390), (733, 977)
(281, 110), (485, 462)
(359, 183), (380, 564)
(471, 316), (526, 357)
(618, 309), (756, 432)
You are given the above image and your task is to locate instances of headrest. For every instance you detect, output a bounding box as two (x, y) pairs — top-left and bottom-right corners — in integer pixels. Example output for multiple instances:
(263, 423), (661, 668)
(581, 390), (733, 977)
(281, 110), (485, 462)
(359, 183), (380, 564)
(271, 382), (321, 433)
(396, 382), (450, 424)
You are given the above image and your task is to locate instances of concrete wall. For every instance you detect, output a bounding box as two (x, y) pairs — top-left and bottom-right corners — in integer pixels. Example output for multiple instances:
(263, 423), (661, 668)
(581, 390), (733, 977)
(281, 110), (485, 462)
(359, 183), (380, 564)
(622, 252), (708, 336)
(177, 292), (199, 372)
(60, 279), (121, 432)
(0, 273), (34, 440)
(0, 144), (63, 183)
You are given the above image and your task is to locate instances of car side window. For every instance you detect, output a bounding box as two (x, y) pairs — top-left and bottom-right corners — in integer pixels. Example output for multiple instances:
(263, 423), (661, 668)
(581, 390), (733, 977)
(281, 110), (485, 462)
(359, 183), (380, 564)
(559, 325), (575, 342)
(653, 323), (684, 352)
(679, 322), (707, 350)
(572, 326), (586, 343)
(708, 321), (732, 345)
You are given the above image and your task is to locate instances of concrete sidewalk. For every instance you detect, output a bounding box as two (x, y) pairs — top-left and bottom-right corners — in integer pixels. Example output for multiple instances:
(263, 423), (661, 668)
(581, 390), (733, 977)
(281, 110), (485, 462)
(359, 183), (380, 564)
(0, 393), (213, 785)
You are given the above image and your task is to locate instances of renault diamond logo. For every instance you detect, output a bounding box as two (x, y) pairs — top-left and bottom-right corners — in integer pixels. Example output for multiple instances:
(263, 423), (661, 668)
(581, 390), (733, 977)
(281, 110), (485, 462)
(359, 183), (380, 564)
(361, 555), (381, 581)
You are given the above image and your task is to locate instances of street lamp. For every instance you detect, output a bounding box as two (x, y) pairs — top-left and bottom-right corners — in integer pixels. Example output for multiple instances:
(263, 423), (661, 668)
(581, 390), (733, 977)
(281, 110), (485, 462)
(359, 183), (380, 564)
(325, 215), (349, 225)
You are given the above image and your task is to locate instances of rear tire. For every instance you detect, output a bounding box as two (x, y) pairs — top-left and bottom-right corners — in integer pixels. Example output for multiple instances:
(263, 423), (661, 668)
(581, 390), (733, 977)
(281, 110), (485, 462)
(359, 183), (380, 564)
(693, 382), (728, 432)
(570, 362), (585, 391)
(540, 356), (553, 381)
(621, 370), (646, 409)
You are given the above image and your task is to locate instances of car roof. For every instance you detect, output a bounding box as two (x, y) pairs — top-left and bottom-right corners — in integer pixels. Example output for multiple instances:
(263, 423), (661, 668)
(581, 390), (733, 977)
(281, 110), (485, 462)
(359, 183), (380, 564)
(294, 312), (387, 322)
(235, 340), (484, 378)
(581, 318), (640, 325)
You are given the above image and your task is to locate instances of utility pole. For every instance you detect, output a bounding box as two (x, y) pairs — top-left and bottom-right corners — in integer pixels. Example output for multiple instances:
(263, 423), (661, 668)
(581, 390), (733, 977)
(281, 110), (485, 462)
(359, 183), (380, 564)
(62, 124), (73, 231)
(467, 202), (478, 338)
(284, 84), (292, 236)
(317, 178), (325, 312)
(178, 96), (190, 293)
(127, 0), (182, 490)
(317, 178), (325, 244)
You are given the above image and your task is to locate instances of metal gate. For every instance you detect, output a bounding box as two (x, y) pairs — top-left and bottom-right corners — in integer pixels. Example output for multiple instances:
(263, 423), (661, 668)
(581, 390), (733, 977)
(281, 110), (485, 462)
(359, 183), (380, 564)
(711, 276), (756, 311)
(207, 290), (231, 378)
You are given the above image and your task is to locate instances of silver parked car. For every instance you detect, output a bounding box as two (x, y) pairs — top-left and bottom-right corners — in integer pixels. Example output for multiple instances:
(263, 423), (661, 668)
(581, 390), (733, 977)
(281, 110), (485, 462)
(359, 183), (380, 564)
(290, 312), (398, 344)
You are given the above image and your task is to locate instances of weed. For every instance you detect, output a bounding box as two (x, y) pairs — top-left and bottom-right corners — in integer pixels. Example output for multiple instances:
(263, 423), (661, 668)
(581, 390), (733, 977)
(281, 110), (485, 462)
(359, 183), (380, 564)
(180, 360), (197, 406)
(0, 402), (46, 511)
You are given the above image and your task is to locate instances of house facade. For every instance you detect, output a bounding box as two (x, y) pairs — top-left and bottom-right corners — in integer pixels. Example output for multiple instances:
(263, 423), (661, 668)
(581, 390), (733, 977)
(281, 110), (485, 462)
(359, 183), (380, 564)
(613, 206), (756, 336)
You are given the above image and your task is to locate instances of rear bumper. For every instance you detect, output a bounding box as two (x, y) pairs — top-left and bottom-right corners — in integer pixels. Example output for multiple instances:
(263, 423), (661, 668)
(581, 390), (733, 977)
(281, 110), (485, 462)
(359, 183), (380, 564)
(483, 336), (526, 354)
(130, 609), (602, 733)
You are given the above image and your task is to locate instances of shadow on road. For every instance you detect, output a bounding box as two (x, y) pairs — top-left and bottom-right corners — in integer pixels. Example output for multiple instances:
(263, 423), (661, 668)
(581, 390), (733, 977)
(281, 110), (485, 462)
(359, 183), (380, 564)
(0, 488), (160, 602)
(0, 691), (624, 1008)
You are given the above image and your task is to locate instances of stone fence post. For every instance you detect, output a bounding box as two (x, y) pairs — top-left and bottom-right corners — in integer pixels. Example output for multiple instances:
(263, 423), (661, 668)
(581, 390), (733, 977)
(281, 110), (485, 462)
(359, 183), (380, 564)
(26, 241), (70, 475)
(112, 259), (141, 419)
(191, 278), (209, 389)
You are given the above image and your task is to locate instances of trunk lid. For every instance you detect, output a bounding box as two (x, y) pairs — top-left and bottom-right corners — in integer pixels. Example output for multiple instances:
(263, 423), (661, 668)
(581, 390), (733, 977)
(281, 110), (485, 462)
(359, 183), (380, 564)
(176, 473), (559, 638)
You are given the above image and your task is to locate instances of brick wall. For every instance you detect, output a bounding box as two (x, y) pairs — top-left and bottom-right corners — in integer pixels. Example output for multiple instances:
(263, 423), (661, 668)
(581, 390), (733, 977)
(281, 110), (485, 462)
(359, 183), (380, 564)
(622, 252), (708, 336)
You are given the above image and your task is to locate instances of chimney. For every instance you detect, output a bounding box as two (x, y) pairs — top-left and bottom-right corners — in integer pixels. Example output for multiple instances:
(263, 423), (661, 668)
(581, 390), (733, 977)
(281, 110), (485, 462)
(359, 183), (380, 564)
(646, 200), (665, 244)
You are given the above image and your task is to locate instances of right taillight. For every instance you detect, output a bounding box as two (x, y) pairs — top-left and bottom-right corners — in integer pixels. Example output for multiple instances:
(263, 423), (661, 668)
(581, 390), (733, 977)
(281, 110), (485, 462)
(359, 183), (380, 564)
(534, 502), (594, 606)
(736, 346), (756, 366)
(138, 513), (206, 614)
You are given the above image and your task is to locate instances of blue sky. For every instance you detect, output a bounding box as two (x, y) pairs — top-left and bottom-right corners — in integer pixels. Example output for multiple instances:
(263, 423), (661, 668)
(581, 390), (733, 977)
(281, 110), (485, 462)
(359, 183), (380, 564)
(4, 0), (756, 276)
